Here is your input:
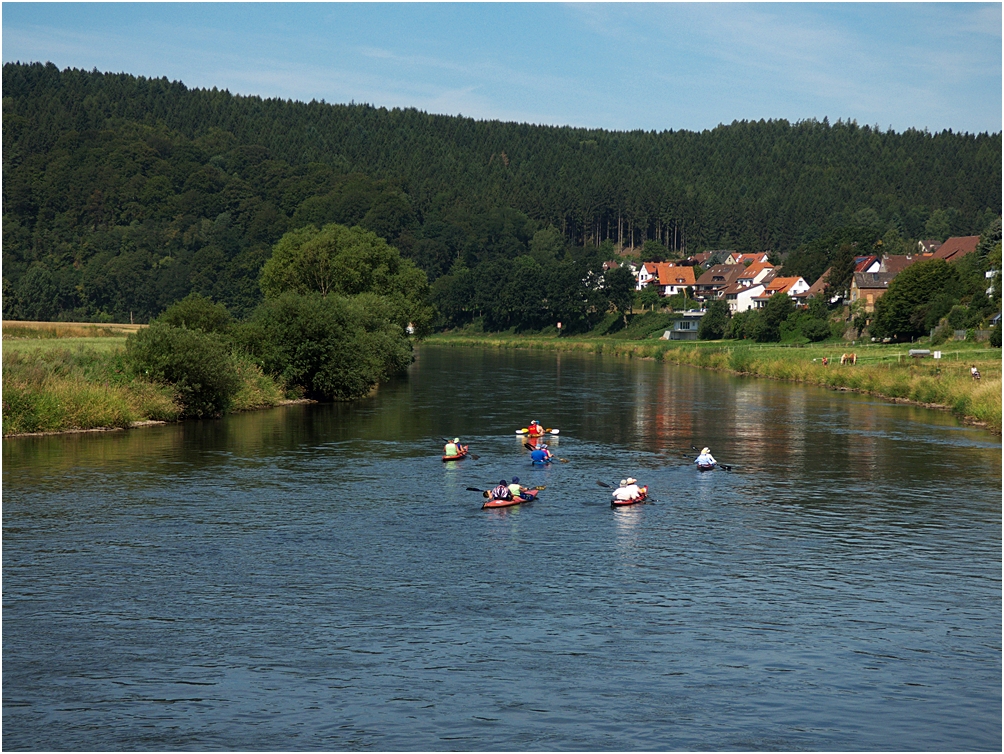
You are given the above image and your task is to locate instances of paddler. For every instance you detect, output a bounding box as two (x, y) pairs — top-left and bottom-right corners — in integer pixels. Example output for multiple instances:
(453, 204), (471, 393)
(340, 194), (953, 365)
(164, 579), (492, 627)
(611, 479), (632, 501)
(490, 479), (513, 501)
(444, 437), (464, 457)
(528, 420), (543, 437)
(621, 477), (642, 498)
(530, 443), (552, 464)
(508, 476), (531, 500)
(694, 447), (717, 468)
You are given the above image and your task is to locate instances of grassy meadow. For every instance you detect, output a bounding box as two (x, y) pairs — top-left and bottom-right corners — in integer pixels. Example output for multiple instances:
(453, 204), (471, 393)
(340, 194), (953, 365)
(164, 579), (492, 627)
(426, 331), (1002, 432)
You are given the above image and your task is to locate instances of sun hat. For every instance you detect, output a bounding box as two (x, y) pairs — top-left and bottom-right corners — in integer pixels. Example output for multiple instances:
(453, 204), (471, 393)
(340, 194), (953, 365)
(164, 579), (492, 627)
(499, 480), (507, 485)
(453, 437), (460, 443)
(626, 477), (637, 485)
(620, 479), (627, 486)
(702, 447), (710, 454)
(512, 476), (520, 483)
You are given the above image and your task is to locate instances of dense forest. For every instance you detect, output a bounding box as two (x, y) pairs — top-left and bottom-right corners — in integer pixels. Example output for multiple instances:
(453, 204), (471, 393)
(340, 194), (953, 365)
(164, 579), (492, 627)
(3, 62), (1001, 324)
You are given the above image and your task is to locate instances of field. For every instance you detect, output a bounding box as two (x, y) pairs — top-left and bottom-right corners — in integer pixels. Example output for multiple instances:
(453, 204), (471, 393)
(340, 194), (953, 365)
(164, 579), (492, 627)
(2, 321), (283, 436)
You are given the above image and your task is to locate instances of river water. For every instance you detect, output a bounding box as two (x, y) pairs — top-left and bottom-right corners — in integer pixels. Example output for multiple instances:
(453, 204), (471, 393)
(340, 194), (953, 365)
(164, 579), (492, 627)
(3, 345), (1001, 750)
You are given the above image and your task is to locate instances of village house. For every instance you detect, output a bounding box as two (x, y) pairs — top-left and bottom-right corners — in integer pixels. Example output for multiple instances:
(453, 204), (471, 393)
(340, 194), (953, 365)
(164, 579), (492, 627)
(724, 252), (771, 266)
(662, 310), (706, 341)
(636, 262), (696, 295)
(694, 264), (746, 301)
(850, 271), (896, 312)
(723, 280), (766, 313)
(751, 276), (810, 308)
(931, 235), (980, 263)
(917, 239), (942, 255)
(854, 255), (881, 273)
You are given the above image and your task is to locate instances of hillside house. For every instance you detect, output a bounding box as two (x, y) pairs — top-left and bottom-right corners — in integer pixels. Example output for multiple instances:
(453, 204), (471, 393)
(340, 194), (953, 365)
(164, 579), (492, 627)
(751, 276), (810, 309)
(725, 252), (771, 266)
(694, 264), (746, 301)
(850, 271), (896, 312)
(637, 262), (697, 295)
(932, 236), (980, 263)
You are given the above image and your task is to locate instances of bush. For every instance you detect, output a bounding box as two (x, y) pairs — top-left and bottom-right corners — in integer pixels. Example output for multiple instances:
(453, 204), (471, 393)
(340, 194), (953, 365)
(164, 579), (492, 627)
(991, 324), (1002, 348)
(698, 300), (729, 340)
(801, 318), (831, 342)
(237, 291), (413, 401)
(126, 323), (241, 418)
(158, 292), (233, 334)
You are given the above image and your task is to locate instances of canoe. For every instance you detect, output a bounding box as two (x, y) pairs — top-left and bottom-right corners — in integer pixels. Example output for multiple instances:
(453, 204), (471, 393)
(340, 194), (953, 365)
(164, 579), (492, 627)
(696, 464), (716, 472)
(442, 446), (469, 462)
(611, 486), (649, 507)
(482, 488), (539, 509)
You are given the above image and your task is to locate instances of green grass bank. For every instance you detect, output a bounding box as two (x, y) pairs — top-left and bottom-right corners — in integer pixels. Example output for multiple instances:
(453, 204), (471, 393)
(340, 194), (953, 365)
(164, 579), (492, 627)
(2, 336), (285, 436)
(425, 332), (1002, 433)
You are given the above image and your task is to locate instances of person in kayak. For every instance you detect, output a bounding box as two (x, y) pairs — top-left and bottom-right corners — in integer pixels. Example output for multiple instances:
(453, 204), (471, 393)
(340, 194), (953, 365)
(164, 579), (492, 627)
(508, 476), (531, 500)
(528, 420), (543, 436)
(444, 437), (464, 457)
(490, 480), (513, 501)
(612, 478), (643, 501)
(694, 447), (717, 468)
(530, 444), (552, 464)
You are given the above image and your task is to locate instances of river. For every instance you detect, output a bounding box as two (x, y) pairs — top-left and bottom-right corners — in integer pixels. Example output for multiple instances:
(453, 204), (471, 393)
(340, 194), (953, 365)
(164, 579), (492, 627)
(3, 344), (1001, 750)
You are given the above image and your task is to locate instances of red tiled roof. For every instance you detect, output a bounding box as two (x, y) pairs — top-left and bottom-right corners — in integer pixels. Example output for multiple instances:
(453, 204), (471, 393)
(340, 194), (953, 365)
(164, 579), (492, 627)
(932, 236), (980, 263)
(879, 255), (921, 275)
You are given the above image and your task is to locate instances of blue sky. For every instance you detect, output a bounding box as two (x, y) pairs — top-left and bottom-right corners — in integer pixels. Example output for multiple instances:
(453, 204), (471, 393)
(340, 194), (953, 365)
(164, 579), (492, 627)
(3, 3), (1001, 134)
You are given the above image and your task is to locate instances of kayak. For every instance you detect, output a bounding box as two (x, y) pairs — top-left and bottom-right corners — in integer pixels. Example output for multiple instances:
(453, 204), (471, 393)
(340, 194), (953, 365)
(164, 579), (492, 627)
(530, 458), (552, 466)
(482, 488), (540, 509)
(611, 486), (649, 507)
(442, 446), (469, 462)
(516, 428), (559, 436)
(696, 464), (716, 472)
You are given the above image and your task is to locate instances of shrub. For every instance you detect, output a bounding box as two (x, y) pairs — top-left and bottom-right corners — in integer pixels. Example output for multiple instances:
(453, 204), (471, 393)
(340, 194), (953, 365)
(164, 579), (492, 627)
(126, 323), (241, 418)
(157, 292), (233, 334)
(990, 324), (1002, 348)
(698, 300), (729, 340)
(801, 318), (831, 342)
(237, 291), (413, 401)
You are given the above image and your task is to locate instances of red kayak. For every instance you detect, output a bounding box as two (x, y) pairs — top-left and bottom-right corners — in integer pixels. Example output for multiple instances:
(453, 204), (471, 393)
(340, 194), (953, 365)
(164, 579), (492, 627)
(482, 488), (539, 509)
(697, 464), (715, 472)
(442, 446), (469, 462)
(611, 486), (649, 507)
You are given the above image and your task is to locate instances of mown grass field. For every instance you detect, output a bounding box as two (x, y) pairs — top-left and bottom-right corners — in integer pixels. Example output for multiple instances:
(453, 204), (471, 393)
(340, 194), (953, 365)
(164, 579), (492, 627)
(426, 331), (1002, 433)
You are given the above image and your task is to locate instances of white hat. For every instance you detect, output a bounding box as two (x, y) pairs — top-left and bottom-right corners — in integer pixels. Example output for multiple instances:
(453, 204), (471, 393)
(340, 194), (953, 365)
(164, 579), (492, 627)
(701, 447), (710, 454)
(453, 438), (460, 443)
(626, 477), (637, 485)
(620, 479), (627, 486)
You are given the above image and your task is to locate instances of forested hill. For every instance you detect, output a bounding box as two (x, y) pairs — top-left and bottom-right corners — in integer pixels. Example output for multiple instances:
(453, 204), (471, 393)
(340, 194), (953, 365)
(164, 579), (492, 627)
(3, 62), (1001, 322)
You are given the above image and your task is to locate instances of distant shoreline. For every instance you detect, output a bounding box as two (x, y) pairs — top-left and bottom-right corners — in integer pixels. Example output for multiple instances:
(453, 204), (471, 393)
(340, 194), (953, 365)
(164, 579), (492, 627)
(423, 333), (1002, 433)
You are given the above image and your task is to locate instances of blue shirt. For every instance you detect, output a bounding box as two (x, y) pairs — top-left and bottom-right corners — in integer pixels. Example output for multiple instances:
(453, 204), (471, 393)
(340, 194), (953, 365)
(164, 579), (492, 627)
(530, 449), (549, 462)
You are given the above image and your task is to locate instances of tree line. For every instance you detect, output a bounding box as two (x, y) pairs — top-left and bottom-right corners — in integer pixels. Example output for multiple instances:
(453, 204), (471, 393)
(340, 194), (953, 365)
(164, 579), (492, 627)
(3, 62), (1001, 327)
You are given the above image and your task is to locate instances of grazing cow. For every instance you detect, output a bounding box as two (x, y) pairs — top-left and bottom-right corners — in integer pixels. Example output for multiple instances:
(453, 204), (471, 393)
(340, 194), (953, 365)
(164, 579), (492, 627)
(840, 353), (857, 365)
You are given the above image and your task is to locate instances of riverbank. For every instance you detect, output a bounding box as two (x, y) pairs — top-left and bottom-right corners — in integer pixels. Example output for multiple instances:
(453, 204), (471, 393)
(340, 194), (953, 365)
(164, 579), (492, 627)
(425, 333), (1002, 433)
(2, 337), (288, 437)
